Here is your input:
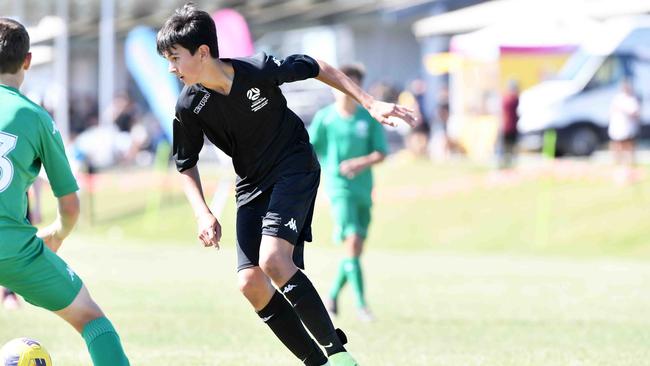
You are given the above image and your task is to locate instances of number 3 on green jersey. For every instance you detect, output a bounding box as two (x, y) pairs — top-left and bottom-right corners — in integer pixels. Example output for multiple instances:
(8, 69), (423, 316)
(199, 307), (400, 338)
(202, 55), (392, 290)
(0, 131), (18, 192)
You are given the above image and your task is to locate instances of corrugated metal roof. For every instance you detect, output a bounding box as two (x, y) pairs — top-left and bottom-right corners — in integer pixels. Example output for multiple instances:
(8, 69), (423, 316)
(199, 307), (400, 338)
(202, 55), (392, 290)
(1, 0), (438, 38)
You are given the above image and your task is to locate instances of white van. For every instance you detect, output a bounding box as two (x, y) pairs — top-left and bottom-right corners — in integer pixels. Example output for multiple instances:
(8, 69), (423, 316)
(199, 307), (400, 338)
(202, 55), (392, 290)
(517, 17), (650, 156)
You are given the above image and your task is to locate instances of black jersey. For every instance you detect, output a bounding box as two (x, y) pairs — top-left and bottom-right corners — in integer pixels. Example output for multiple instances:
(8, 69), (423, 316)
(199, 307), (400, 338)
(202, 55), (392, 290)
(173, 53), (321, 206)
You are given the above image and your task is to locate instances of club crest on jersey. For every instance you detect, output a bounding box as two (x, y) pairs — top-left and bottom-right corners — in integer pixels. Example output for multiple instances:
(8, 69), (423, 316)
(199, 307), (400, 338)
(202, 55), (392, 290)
(247, 87), (268, 112)
(246, 88), (260, 101)
(355, 120), (369, 138)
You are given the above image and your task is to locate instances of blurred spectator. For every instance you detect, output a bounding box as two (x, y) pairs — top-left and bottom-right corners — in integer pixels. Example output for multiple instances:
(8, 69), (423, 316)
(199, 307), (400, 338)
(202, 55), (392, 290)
(72, 113), (128, 171)
(112, 93), (138, 133)
(369, 81), (403, 152)
(110, 94), (154, 165)
(368, 81), (400, 104)
(71, 94), (167, 169)
(397, 83), (429, 159)
(430, 85), (452, 161)
(498, 80), (519, 169)
(69, 94), (99, 137)
(609, 79), (640, 167)
(410, 78), (429, 123)
(124, 112), (166, 166)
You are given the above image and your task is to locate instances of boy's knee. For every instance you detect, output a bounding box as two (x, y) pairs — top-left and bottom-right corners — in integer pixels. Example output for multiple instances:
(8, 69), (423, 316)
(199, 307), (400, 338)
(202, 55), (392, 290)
(237, 269), (276, 310)
(55, 286), (106, 332)
(79, 311), (106, 328)
(237, 269), (267, 297)
(258, 252), (289, 280)
(259, 236), (297, 283)
(344, 235), (363, 257)
(74, 301), (104, 321)
(65, 306), (105, 332)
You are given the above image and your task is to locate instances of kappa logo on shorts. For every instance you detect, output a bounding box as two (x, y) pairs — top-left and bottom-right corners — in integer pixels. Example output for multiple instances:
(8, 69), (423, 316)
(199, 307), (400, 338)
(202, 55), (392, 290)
(66, 266), (76, 281)
(50, 119), (58, 135)
(284, 218), (298, 232)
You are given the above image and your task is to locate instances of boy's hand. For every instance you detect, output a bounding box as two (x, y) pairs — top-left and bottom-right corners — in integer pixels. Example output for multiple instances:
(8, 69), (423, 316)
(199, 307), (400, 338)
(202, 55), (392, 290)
(368, 100), (417, 128)
(339, 158), (366, 178)
(197, 212), (221, 249)
(37, 223), (65, 253)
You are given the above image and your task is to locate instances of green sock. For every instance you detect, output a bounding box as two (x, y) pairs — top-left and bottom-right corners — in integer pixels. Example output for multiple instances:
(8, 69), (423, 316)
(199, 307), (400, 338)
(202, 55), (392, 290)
(329, 259), (348, 300)
(81, 317), (130, 366)
(344, 257), (366, 308)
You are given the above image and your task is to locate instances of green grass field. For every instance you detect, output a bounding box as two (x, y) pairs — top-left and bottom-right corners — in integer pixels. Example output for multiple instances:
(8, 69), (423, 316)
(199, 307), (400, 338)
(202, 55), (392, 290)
(2, 158), (650, 365)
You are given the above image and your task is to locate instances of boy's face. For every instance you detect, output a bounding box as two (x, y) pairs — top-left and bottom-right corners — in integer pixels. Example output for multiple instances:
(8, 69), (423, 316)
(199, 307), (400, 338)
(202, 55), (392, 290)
(164, 45), (203, 85)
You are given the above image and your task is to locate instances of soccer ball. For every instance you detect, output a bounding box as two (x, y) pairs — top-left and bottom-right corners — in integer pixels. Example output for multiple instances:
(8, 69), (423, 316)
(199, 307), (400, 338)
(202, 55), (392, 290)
(0, 338), (52, 366)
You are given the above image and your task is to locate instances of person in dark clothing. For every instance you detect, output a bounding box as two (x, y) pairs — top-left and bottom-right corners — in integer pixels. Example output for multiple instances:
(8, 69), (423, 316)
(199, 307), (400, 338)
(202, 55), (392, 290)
(156, 4), (416, 366)
(499, 80), (519, 169)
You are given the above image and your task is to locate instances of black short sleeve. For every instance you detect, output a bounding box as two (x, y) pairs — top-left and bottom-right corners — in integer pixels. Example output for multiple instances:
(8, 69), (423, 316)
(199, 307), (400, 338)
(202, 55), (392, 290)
(263, 54), (320, 86)
(173, 107), (204, 172)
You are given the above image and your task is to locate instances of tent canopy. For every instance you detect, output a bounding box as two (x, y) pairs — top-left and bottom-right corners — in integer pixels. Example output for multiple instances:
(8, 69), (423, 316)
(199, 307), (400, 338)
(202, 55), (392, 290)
(413, 0), (650, 38)
(449, 17), (600, 60)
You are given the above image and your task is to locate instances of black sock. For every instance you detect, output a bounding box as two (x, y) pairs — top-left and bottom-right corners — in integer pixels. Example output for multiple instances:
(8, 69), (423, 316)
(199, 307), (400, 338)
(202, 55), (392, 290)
(258, 290), (327, 366)
(281, 270), (346, 356)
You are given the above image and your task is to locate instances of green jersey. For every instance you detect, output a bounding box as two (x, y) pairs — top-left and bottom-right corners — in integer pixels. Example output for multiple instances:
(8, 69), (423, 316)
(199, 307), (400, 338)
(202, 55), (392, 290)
(0, 85), (78, 256)
(309, 104), (387, 204)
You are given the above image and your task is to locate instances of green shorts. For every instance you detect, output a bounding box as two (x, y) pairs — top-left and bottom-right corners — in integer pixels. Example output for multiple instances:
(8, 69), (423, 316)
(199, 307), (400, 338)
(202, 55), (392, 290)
(0, 237), (83, 311)
(330, 195), (371, 243)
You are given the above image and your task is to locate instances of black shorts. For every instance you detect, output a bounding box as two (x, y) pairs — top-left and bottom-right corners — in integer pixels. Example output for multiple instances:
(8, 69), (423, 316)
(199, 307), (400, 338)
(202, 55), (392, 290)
(235, 169), (320, 272)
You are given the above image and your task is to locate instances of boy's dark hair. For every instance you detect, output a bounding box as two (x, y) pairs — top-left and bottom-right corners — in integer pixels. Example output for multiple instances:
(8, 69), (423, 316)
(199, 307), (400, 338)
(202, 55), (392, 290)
(340, 63), (365, 83)
(0, 17), (30, 74)
(156, 2), (219, 58)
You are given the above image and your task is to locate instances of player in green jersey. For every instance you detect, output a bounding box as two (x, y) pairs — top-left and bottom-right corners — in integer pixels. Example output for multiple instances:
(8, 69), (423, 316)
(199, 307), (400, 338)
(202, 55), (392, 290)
(0, 18), (130, 365)
(309, 64), (388, 322)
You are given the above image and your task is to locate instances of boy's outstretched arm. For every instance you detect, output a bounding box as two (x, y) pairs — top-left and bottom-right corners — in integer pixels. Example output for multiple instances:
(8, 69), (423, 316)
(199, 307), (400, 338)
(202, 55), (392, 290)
(314, 59), (417, 127)
(180, 165), (221, 249)
(37, 192), (79, 252)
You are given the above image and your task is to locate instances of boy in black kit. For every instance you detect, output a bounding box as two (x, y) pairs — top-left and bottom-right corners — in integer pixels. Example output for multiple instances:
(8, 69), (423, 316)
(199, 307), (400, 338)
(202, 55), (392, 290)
(157, 4), (415, 366)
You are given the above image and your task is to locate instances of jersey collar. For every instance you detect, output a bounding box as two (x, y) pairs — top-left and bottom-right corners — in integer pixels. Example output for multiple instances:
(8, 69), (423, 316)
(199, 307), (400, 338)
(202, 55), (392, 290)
(0, 84), (20, 94)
